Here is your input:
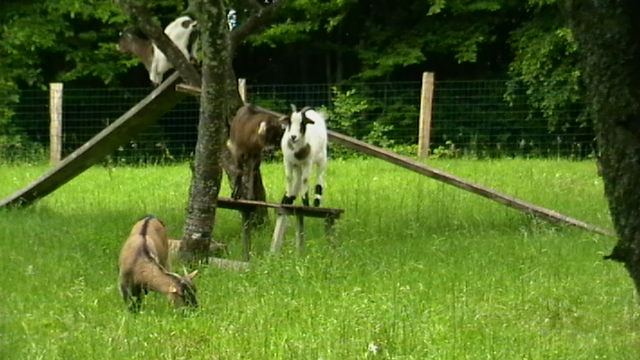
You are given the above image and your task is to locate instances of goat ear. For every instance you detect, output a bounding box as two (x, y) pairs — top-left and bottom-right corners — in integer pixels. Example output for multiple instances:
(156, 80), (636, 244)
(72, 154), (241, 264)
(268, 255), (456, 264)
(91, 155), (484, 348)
(183, 267), (198, 279)
(187, 270), (199, 280)
(258, 121), (267, 136)
(279, 116), (290, 128)
(169, 285), (179, 294)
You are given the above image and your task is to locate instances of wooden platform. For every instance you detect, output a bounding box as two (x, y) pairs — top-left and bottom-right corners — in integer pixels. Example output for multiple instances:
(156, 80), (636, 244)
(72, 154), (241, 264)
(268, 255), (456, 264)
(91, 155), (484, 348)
(216, 197), (344, 259)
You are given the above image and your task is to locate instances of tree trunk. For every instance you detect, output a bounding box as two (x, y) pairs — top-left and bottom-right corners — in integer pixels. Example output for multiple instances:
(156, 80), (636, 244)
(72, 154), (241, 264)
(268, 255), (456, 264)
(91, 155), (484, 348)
(567, 0), (640, 294)
(180, 0), (234, 262)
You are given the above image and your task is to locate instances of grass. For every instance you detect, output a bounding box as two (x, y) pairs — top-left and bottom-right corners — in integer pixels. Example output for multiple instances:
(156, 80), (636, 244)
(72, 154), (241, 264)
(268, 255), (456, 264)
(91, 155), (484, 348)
(1, 158), (638, 359)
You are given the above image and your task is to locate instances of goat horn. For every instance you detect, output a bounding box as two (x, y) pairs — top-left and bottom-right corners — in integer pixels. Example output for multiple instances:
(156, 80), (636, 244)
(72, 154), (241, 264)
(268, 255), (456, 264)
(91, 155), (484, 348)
(290, 104), (297, 113)
(300, 106), (313, 113)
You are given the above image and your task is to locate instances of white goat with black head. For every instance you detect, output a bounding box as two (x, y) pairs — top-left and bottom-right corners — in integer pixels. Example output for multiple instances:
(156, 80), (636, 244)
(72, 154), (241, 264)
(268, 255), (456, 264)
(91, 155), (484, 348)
(281, 105), (328, 207)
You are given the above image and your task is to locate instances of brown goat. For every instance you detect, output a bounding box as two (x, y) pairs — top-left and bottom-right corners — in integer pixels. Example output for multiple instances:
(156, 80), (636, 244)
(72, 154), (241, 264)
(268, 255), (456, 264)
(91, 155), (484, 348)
(118, 215), (198, 312)
(117, 30), (154, 73)
(226, 104), (286, 199)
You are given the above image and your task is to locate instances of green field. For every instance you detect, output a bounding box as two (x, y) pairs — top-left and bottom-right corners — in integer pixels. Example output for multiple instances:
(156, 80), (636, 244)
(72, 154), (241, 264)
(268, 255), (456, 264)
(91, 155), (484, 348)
(1, 158), (638, 359)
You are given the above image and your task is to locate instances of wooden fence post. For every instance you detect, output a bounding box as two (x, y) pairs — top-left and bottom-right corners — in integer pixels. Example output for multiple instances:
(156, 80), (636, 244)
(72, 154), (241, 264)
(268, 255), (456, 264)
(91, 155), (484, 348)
(238, 78), (247, 103)
(49, 83), (63, 165)
(418, 72), (434, 158)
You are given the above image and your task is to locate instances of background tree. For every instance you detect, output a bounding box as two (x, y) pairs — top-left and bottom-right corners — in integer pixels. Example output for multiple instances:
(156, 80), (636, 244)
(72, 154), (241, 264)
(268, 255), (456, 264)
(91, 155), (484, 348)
(566, 0), (640, 294)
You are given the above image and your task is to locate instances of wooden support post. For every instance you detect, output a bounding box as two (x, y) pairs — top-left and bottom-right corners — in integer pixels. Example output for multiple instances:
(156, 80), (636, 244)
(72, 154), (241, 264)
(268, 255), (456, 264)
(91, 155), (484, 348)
(238, 78), (247, 104)
(49, 83), (63, 165)
(295, 214), (305, 254)
(241, 211), (252, 261)
(324, 215), (337, 247)
(271, 214), (288, 252)
(418, 72), (434, 159)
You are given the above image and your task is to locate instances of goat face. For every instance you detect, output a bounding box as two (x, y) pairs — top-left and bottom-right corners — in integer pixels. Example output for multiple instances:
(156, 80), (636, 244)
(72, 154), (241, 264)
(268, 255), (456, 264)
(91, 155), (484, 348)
(283, 106), (314, 148)
(167, 269), (198, 308)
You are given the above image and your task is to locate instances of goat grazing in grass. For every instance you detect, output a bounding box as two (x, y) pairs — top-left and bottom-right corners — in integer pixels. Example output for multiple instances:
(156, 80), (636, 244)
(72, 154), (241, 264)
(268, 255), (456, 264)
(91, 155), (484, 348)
(150, 15), (197, 85)
(118, 215), (198, 312)
(281, 105), (328, 207)
(226, 104), (286, 199)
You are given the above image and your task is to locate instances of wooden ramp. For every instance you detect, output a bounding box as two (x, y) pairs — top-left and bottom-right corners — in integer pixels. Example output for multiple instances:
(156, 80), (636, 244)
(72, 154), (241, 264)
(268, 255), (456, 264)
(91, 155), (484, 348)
(0, 72), (187, 208)
(327, 130), (613, 237)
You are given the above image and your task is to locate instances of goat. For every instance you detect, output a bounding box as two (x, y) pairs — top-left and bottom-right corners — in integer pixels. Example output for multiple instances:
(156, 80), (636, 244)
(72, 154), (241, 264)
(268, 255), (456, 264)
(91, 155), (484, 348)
(118, 215), (198, 312)
(281, 105), (328, 207)
(117, 30), (154, 73)
(149, 15), (197, 85)
(226, 104), (286, 199)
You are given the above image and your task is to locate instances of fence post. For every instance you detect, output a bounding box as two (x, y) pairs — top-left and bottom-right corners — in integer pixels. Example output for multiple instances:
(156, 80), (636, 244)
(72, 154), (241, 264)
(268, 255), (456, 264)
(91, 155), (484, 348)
(49, 83), (63, 165)
(238, 78), (247, 103)
(418, 72), (434, 158)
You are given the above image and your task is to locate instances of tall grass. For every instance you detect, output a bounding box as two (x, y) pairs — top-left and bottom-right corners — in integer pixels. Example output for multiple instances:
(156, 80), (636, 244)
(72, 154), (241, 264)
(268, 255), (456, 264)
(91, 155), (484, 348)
(1, 158), (638, 359)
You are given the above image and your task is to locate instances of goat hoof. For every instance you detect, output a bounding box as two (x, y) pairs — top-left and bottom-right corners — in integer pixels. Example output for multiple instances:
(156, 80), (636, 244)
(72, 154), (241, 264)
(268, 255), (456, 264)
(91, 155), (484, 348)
(281, 195), (295, 205)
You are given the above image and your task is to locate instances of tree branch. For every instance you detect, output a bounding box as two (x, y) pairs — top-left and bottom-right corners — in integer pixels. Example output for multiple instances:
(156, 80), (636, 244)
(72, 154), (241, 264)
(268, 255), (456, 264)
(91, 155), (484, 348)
(118, 0), (201, 87)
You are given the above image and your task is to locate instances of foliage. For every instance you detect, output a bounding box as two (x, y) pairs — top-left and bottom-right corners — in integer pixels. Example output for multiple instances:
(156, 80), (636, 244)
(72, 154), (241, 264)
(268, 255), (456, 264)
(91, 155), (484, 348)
(247, 0), (357, 47)
(506, 4), (584, 130)
(0, 0), (599, 150)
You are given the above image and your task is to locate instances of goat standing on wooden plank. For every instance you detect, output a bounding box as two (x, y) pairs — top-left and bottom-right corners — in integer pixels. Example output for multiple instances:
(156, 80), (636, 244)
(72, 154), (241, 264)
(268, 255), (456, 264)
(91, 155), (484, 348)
(116, 30), (154, 73)
(117, 16), (197, 86)
(226, 104), (286, 199)
(150, 16), (197, 85)
(118, 215), (198, 312)
(281, 105), (328, 207)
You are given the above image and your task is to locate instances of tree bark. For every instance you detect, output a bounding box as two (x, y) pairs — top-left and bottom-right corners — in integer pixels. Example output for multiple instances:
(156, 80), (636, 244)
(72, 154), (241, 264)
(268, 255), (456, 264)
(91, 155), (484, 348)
(121, 0), (289, 261)
(179, 0), (234, 262)
(567, 0), (640, 294)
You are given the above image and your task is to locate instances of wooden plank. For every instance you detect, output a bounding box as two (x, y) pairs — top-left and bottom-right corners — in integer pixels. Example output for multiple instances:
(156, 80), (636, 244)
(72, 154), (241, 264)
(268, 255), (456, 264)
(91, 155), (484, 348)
(238, 78), (247, 103)
(328, 130), (614, 237)
(295, 214), (304, 253)
(209, 257), (250, 271)
(49, 83), (63, 165)
(241, 211), (252, 261)
(216, 197), (344, 218)
(1, 72), (187, 208)
(174, 84), (613, 237)
(418, 72), (434, 158)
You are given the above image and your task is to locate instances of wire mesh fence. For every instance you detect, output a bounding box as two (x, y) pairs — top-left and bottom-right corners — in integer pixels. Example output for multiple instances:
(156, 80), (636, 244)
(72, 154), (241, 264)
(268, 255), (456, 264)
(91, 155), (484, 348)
(0, 78), (595, 164)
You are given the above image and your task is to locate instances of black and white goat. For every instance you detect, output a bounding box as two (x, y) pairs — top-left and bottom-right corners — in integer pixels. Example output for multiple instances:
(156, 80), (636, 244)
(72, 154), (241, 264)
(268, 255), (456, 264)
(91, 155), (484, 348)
(117, 16), (197, 86)
(281, 105), (328, 207)
(150, 15), (197, 85)
(227, 105), (286, 199)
